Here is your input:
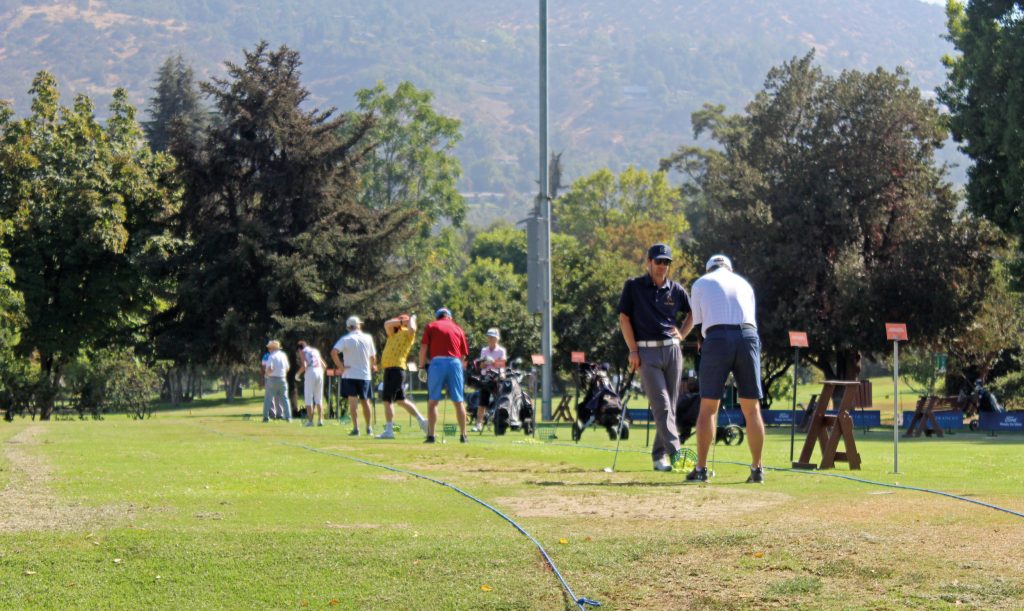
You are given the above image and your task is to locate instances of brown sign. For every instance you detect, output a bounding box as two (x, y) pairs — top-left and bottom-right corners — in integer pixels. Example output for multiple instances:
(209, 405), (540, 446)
(531, 354), (545, 366)
(788, 331), (809, 348)
(570, 351), (586, 363)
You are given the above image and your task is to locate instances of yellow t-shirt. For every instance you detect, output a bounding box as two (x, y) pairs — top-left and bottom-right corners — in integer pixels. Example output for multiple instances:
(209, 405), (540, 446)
(380, 327), (415, 369)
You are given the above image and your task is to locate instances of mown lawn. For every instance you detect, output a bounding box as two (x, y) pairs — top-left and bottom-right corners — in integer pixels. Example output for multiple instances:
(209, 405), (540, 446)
(1, 396), (1022, 609)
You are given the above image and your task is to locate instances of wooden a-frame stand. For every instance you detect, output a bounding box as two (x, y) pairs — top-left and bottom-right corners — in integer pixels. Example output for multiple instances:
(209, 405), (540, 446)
(793, 380), (862, 470)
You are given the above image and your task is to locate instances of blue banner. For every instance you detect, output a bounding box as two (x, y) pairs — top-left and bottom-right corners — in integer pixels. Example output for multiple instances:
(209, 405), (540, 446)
(903, 410), (964, 430)
(979, 412), (1024, 432)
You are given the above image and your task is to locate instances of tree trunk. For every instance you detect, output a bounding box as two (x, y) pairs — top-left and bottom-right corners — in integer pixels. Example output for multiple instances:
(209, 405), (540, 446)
(36, 355), (62, 421)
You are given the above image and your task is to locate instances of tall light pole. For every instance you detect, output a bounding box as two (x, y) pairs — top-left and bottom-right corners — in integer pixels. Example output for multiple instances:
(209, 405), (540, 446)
(538, 0), (553, 420)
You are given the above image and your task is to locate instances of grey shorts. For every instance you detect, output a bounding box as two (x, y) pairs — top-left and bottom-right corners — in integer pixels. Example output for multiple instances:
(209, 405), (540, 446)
(699, 326), (763, 400)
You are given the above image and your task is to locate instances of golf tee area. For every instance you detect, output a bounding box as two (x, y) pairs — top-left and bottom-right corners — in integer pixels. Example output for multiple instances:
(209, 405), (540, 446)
(1, 397), (1022, 609)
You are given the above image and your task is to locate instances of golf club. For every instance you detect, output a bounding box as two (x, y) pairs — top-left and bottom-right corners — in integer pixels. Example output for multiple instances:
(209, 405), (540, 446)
(441, 395), (448, 444)
(603, 370), (635, 473)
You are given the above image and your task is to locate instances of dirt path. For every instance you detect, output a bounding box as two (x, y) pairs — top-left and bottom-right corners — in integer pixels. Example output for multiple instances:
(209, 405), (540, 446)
(0, 425), (133, 532)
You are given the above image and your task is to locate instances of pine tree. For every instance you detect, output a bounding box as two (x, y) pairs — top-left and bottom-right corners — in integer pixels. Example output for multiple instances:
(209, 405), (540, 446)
(144, 54), (207, 153)
(164, 43), (417, 379)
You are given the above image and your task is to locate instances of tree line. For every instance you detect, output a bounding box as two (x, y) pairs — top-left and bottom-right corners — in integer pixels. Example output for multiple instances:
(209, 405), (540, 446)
(2, 29), (1023, 419)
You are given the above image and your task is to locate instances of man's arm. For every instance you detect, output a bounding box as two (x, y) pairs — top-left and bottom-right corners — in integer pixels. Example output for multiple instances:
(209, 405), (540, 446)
(331, 348), (344, 372)
(677, 312), (694, 340)
(619, 313), (640, 371)
(370, 354), (378, 373)
(418, 343), (428, 369)
(384, 319), (401, 335)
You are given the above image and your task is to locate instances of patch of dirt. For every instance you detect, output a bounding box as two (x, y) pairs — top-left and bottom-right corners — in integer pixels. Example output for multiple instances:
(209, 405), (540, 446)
(495, 487), (790, 521)
(0, 426), (136, 533)
(324, 522), (382, 530)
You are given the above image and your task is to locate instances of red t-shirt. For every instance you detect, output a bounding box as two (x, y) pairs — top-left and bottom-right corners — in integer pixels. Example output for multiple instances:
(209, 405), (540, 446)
(421, 318), (469, 359)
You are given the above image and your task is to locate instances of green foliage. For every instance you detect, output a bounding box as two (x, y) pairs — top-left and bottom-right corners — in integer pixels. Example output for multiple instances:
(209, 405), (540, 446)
(444, 258), (538, 363)
(65, 348), (160, 419)
(946, 259), (1024, 382)
(144, 54), (208, 153)
(554, 166), (693, 278)
(0, 72), (179, 419)
(664, 53), (1003, 384)
(939, 0), (1024, 241)
(989, 369), (1024, 410)
(165, 43), (417, 368)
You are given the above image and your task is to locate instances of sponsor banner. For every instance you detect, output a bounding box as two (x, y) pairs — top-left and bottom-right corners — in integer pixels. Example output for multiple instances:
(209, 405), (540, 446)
(979, 412), (1024, 432)
(902, 410), (964, 430)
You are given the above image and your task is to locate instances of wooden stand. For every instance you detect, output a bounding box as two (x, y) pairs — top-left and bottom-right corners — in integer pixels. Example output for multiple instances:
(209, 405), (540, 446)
(551, 395), (575, 422)
(793, 380), (862, 470)
(905, 396), (959, 437)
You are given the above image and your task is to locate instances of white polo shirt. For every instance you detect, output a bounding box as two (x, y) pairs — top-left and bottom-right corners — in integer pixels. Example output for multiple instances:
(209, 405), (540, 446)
(265, 350), (290, 378)
(690, 267), (757, 337)
(333, 330), (376, 380)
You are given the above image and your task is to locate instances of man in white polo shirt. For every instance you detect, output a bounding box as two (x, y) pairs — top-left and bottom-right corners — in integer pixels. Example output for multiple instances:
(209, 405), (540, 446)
(262, 340), (292, 423)
(686, 254), (766, 484)
(331, 316), (378, 436)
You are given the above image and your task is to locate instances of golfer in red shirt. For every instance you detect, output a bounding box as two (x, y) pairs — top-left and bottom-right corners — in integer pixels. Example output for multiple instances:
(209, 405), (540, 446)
(418, 308), (470, 443)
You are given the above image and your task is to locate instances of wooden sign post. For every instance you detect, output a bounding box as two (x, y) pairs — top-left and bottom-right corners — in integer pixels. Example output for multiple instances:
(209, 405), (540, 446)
(793, 380), (863, 470)
(886, 323), (908, 474)
(788, 331), (809, 463)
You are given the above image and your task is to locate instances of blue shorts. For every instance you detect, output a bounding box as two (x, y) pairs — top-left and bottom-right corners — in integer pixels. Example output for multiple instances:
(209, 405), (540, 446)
(699, 327), (763, 400)
(427, 357), (465, 402)
(341, 378), (372, 400)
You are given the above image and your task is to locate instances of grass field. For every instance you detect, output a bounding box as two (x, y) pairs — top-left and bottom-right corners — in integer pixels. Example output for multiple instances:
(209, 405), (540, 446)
(1, 395), (1022, 609)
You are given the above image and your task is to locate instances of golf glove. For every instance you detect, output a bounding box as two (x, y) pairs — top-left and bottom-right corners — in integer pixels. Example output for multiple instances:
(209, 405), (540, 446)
(418, 369), (427, 383)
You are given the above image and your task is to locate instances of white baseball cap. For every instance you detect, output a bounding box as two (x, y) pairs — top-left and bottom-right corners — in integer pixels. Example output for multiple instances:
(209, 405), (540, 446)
(346, 315), (362, 329)
(705, 254), (732, 272)
(486, 328), (500, 339)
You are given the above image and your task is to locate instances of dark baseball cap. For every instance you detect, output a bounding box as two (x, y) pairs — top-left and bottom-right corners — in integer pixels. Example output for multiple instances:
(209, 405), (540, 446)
(647, 243), (672, 261)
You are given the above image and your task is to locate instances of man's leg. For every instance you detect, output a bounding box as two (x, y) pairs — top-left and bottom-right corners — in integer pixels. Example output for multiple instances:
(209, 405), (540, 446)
(384, 401), (396, 424)
(348, 396), (359, 431)
(399, 398), (424, 421)
(263, 388), (273, 422)
(695, 398), (720, 468)
(280, 383), (292, 422)
(454, 401), (467, 435)
(360, 399), (372, 433)
(638, 347), (679, 464)
(739, 398), (764, 468)
(427, 400), (439, 436)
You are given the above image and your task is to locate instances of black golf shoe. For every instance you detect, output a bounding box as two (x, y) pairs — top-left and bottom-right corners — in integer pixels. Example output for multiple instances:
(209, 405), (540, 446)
(460, 434), (468, 443)
(746, 467), (765, 484)
(423, 436), (435, 443)
(685, 466), (708, 482)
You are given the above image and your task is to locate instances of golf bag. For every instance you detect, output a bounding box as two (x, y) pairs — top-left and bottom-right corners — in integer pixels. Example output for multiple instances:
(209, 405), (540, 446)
(572, 362), (631, 442)
(467, 367), (535, 435)
(676, 375), (745, 446)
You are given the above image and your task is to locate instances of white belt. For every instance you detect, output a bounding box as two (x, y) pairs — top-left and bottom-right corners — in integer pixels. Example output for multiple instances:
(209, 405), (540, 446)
(636, 338), (680, 348)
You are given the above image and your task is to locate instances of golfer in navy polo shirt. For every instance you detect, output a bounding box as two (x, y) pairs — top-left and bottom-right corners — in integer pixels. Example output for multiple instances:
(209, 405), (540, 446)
(618, 243), (693, 472)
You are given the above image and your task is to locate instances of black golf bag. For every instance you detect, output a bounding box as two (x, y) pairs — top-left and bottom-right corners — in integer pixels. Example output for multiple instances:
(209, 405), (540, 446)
(676, 375), (745, 446)
(572, 362), (631, 442)
(467, 367), (535, 435)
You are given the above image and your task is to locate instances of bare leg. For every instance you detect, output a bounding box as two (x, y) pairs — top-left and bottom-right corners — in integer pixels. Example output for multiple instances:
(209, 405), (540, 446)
(476, 406), (485, 427)
(454, 402), (467, 435)
(739, 398), (764, 468)
(384, 401), (396, 424)
(427, 400), (439, 436)
(349, 396), (359, 430)
(399, 398), (424, 421)
(696, 398), (720, 468)
(360, 399), (372, 431)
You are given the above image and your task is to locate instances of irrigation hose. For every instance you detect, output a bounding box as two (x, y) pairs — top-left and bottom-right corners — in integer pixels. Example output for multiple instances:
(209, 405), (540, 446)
(200, 425), (601, 610)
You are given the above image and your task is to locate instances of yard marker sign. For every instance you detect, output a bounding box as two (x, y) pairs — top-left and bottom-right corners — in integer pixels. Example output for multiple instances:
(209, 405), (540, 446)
(886, 323), (908, 473)
(788, 331), (808, 462)
(570, 351), (586, 364)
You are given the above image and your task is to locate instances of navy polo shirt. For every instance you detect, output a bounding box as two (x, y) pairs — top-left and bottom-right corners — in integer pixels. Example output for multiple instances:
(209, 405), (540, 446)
(617, 274), (691, 341)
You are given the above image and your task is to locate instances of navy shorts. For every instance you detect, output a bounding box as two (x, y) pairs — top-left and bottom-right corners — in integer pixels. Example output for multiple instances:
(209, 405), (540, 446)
(699, 327), (763, 400)
(341, 378), (372, 400)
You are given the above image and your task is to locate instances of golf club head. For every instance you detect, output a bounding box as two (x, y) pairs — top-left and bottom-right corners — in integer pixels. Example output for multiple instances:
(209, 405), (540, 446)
(602, 467), (614, 473)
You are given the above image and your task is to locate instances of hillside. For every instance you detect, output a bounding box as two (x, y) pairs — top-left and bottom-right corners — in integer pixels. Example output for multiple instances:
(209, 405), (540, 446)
(0, 0), (958, 224)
